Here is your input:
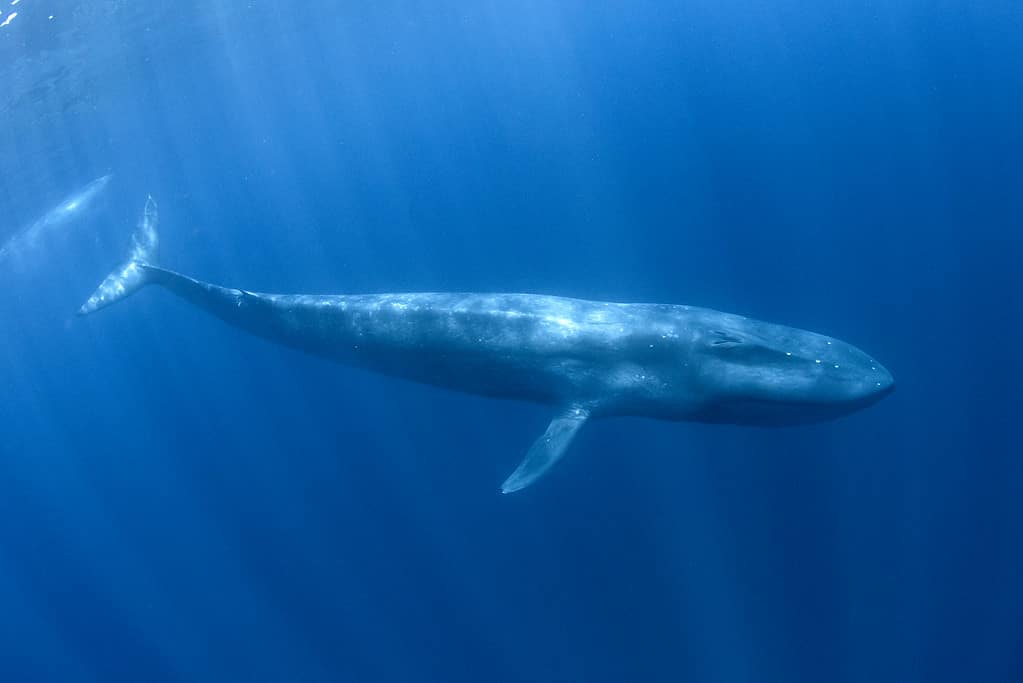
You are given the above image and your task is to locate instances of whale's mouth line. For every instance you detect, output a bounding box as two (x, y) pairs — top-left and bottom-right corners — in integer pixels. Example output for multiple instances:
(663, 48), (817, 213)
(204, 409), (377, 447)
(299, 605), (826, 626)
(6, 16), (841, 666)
(693, 386), (894, 426)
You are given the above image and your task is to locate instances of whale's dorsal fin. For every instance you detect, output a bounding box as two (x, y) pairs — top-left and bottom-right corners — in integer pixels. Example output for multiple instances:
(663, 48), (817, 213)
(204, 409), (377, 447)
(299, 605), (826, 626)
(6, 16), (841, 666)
(501, 406), (590, 494)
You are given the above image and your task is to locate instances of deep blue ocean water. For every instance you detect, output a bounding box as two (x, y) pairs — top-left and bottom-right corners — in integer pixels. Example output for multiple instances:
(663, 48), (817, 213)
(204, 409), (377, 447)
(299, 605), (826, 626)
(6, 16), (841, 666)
(1, 2), (1021, 681)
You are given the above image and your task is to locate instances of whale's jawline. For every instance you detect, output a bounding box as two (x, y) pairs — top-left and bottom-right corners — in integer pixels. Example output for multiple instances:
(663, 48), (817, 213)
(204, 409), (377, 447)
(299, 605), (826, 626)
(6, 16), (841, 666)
(690, 392), (893, 427)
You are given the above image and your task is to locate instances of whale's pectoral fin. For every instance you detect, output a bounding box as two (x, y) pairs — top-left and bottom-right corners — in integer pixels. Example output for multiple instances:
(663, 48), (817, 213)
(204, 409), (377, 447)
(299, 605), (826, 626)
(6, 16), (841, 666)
(501, 406), (590, 494)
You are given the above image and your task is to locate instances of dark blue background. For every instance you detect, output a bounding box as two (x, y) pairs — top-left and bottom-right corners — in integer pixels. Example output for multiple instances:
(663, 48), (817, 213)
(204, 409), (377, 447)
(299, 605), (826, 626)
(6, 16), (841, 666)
(1, 2), (1020, 681)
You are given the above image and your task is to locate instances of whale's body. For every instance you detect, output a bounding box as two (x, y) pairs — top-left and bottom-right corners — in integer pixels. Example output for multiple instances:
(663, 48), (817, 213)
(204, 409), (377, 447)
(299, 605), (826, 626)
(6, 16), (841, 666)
(0, 174), (111, 262)
(80, 198), (894, 492)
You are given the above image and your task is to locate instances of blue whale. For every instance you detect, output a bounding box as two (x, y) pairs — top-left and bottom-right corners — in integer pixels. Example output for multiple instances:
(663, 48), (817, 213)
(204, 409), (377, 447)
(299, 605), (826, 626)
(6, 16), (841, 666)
(80, 197), (894, 493)
(0, 174), (112, 262)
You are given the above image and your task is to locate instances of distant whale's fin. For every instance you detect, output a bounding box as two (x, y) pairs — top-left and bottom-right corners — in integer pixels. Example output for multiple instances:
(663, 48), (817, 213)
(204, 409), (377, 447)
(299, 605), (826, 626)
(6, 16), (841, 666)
(78, 195), (159, 315)
(501, 406), (590, 494)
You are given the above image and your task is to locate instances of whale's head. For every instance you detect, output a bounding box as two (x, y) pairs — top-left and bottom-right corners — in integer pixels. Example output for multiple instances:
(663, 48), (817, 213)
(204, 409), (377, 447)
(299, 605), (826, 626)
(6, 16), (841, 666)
(688, 312), (894, 425)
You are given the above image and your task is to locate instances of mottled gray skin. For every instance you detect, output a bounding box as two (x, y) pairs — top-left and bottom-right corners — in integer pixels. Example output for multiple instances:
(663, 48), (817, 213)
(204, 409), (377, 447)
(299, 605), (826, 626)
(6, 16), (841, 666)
(80, 197), (894, 492)
(142, 273), (893, 425)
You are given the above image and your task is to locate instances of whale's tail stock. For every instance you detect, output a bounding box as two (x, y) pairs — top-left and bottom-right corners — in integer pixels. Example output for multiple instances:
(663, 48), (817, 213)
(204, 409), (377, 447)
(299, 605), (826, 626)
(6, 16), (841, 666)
(78, 196), (159, 315)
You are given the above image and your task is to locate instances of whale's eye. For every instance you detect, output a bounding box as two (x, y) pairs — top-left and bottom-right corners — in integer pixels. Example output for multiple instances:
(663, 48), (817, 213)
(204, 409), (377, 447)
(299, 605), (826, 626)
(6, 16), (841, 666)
(708, 331), (791, 363)
(710, 331), (745, 348)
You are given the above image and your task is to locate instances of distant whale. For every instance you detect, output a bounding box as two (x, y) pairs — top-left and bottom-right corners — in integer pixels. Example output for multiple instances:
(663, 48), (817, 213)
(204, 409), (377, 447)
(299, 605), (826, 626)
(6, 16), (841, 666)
(0, 174), (112, 262)
(80, 197), (894, 493)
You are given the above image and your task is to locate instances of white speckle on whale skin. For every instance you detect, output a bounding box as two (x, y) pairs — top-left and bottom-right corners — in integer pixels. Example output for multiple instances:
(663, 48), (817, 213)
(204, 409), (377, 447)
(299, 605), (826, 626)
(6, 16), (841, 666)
(815, 359), (822, 364)
(542, 315), (577, 334)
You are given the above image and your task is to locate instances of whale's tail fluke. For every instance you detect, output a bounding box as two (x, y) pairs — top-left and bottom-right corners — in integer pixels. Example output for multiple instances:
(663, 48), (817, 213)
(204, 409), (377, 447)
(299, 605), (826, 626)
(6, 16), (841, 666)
(79, 196), (159, 315)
